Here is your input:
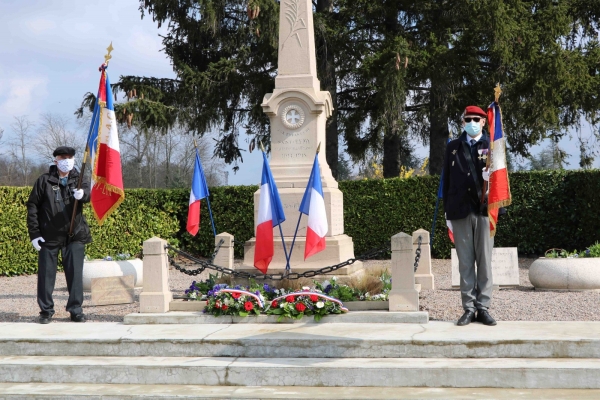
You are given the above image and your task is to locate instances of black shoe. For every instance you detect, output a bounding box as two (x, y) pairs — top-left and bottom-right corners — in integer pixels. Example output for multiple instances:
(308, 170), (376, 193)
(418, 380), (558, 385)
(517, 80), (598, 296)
(457, 310), (476, 326)
(477, 309), (497, 326)
(70, 313), (86, 323)
(38, 315), (52, 324)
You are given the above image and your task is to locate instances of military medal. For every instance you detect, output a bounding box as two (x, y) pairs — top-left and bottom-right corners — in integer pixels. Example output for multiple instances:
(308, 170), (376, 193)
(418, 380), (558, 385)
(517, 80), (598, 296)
(478, 149), (488, 161)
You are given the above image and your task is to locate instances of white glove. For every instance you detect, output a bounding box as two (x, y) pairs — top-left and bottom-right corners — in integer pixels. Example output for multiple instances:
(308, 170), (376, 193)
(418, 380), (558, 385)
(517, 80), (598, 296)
(72, 189), (84, 200)
(482, 167), (490, 182)
(32, 237), (45, 251)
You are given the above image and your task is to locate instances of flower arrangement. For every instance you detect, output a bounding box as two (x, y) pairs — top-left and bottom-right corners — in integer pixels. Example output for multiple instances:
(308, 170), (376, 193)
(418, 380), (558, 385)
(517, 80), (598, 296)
(315, 271), (391, 302)
(205, 287), (264, 317)
(189, 279), (348, 321)
(265, 287), (348, 322)
(545, 242), (600, 259)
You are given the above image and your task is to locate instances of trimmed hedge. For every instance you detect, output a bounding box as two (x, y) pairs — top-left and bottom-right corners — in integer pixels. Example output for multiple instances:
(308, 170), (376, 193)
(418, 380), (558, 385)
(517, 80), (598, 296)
(1, 170), (599, 276)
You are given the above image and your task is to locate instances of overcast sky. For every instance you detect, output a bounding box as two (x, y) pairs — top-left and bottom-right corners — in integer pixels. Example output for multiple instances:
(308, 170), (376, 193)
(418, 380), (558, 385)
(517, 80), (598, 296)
(0, 0), (597, 185)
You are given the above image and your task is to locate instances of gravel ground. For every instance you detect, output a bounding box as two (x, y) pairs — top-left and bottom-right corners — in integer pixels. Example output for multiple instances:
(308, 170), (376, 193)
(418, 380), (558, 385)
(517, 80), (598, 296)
(0, 258), (598, 323)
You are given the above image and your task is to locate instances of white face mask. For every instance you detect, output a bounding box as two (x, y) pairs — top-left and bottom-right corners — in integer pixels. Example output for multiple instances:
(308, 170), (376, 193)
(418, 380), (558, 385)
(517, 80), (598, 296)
(56, 158), (74, 173)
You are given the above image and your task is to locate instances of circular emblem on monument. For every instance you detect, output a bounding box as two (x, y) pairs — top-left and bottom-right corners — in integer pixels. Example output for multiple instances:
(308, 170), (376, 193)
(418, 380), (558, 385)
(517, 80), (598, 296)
(281, 104), (305, 130)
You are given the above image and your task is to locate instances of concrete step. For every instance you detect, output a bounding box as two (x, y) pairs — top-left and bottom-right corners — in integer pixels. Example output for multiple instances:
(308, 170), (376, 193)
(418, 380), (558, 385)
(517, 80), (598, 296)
(1, 356), (599, 389)
(1, 383), (600, 399)
(1, 321), (599, 359)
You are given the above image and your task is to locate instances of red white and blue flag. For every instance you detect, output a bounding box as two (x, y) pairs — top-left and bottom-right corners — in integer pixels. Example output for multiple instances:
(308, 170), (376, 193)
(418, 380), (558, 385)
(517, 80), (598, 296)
(87, 64), (124, 224)
(486, 101), (512, 236)
(186, 149), (210, 236)
(299, 154), (328, 259)
(254, 152), (286, 274)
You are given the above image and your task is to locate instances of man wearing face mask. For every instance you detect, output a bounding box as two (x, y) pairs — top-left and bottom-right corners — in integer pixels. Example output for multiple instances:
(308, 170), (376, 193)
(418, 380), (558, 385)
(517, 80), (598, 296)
(26, 146), (92, 324)
(442, 105), (497, 327)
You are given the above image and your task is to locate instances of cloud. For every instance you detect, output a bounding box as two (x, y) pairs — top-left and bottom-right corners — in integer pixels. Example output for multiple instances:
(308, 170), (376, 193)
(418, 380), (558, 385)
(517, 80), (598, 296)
(0, 76), (48, 118)
(23, 17), (56, 34)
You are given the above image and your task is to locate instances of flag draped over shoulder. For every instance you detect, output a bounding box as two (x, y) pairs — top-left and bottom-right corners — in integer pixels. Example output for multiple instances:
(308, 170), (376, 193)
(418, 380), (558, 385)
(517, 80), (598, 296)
(486, 101), (512, 236)
(254, 152), (286, 274)
(299, 155), (328, 260)
(87, 64), (124, 224)
(186, 149), (210, 236)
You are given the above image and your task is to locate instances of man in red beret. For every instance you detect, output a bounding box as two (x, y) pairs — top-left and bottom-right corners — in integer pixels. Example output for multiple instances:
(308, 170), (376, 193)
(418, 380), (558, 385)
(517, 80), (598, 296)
(442, 105), (497, 326)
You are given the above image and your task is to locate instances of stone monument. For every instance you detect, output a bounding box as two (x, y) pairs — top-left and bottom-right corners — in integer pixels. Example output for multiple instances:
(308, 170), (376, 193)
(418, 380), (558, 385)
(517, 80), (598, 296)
(241, 0), (361, 274)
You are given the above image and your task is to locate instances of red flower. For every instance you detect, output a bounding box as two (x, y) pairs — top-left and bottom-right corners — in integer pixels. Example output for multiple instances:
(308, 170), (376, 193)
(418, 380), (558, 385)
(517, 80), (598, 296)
(271, 300), (278, 308)
(244, 301), (254, 311)
(221, 305), (228, 311)
(285, 295), (295, 303)
(310, 295), (319, 302)
(231, 292), (242, 299)
(206, 300), (209, 305)
(295, 302), (306, 312)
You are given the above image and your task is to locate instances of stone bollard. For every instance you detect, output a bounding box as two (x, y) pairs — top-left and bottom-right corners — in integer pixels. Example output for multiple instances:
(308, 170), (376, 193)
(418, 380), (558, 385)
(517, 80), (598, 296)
(413, 229), (434, 290)
(389, 232), (419, 311)
(140, 237), (172, 313)
(214, 232), (234, 269)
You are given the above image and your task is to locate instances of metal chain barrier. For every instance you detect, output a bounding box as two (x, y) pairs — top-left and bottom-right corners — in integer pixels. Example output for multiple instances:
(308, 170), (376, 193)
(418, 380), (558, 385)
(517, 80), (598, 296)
(208, 238), (224, 264)
(414, 235), (422, 272)
(166, 242), (390, 281)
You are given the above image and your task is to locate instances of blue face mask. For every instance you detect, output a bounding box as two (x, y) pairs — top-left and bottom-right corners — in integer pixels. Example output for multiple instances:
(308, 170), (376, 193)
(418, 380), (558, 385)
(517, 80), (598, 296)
(464, 121), (482, 137)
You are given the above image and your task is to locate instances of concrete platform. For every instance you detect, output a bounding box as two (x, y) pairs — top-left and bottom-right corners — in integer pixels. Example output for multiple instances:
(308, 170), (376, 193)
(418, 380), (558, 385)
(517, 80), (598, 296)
(1, 383), (599, 399)
(123, 310), (429, 324)
(1, 355), (599, 388)
(0, 321), (599, 359)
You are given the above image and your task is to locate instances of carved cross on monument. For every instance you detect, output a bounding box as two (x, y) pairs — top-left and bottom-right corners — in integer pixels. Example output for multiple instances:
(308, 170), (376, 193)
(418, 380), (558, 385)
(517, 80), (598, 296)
(241, 0), (362, 275)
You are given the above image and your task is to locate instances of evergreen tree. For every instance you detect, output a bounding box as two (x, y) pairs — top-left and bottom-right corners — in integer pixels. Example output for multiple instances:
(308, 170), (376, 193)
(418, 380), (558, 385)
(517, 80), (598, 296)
(89, 0), (600, 178)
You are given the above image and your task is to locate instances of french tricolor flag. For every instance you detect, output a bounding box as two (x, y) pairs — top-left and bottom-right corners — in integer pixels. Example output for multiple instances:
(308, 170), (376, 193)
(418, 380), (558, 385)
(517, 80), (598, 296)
(186, 149), (210, 236)
(299, 154), (328, 260)
(254, 152), (286, 274)
(87, 64), (124, 224)
(487, 101), (512, 236)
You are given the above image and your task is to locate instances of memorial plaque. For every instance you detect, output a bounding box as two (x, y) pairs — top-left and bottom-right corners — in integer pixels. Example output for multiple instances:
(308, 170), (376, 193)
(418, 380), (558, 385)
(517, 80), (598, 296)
(451, 247), (519, 287)
(90, 275), (135, 306)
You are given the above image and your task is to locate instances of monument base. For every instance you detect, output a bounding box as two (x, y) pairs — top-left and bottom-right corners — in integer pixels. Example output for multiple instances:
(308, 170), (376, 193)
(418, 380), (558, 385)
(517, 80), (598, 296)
(240, 234), (364, 278)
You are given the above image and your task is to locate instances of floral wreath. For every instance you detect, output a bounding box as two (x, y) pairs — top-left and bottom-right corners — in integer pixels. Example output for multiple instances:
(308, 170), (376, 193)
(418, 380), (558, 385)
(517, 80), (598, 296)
(216, 288), (265, 308)
(271, 291), (348, 312)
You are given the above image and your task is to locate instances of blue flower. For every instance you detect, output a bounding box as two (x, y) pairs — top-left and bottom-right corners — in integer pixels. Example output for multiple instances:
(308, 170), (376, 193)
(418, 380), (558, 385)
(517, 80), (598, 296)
(324, 284), (332, 294)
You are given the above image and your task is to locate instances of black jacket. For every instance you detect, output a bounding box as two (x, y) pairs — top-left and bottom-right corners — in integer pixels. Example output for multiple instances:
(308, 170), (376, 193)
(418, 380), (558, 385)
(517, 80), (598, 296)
(442, 131), (490, 220)
(26, 165), (92, 246)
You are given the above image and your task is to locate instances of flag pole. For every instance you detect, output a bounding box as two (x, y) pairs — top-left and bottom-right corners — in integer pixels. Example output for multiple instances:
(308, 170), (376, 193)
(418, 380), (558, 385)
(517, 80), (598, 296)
(481, 83), (501, 204)
(194, 139), (217, 237)
(286, 142), (321, 270)
(259, 142), (290, 271)
(69, 42), (113, 238)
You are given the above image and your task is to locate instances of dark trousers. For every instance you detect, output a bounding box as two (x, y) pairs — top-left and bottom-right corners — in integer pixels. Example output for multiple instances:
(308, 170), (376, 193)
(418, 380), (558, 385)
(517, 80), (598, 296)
(37, 241), (85, 316)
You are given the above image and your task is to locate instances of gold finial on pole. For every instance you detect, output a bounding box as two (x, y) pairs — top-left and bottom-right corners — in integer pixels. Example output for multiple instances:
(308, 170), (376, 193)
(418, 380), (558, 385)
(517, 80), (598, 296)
(259, 141), (266, 153)
(494, 83), (502, 103)
(104, 42), (114, 65)
(316, 142), (321, 154)
(194, 139), (198, 148)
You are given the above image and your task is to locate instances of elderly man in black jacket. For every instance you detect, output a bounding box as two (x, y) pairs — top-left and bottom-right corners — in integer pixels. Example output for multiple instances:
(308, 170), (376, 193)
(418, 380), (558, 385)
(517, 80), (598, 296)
(26, 146), (92, 324)
(442, 106), (497, 327)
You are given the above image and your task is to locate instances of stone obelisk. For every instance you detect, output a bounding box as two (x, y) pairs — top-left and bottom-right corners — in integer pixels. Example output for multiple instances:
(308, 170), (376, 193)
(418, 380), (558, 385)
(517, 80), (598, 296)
(242, 0), (361, 274)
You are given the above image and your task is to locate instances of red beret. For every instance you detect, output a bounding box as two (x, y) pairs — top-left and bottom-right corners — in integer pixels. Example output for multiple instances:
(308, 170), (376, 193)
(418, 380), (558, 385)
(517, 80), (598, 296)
(463, 105), (487, 118)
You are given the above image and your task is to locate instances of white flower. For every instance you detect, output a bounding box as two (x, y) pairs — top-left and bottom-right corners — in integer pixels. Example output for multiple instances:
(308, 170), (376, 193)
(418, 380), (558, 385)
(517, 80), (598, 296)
(302, 286), (310, 291)
(224, 298), (231, 305)
(279, 303), (285, 308)
(316, 301), (324, 309)
(331, 276), (338, 282)
(321, 280), (330, 288)
(190, 292), (197, 299)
